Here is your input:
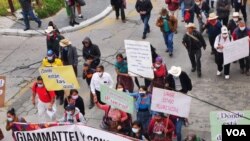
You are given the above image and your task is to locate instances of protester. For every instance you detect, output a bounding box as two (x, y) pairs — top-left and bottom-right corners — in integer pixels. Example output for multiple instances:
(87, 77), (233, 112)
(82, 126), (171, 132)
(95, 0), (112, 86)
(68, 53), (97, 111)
(214, 26), (233, 79)
(82, 37), (101, 69)
(129, 121), (150, 140)
(203, 13), (222, 55)
(152, 56), (167, 89)
(45, 26), (64, 57)
(233, 0), (247, 22)
(6, 108), (26, 139)
(194, 0), (210, 32)
(32, 76), (56, 122)
(129, 86), (152, 131)
(59, 38), (78, 76)
(165, 0), (180, 21)
(82, 63), (95, 109)
(232, 21), (250, 76)
(182, 0), (195, 23)
(135, 0), (153, 39)
(183, 23), (206, 77)
(48, 21), (60, 34)
(64, 89), (85, 116)
(227, 12), (242, 35)
(58, 104), (86, 124)
(115, 54), (134, 92)
(90, 65), (113, 104)
(95, 99), (128, 133)
(184, 133), (205, 141)
(156, 8), (177, 56)
(111, 0), (126, 23)
(216, 0), (230, 25)
(166, 66), (192, 94)
(65, 0), (79, 26)
(18, 0), (42, 31)
(148, 112), (175, 141)
(42, 50), (65, 105)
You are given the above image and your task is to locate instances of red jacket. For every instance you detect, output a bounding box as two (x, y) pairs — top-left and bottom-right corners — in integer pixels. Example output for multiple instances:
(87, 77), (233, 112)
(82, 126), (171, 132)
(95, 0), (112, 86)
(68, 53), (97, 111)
(232, 27), (250, 47)
(154, 64), (167, 78)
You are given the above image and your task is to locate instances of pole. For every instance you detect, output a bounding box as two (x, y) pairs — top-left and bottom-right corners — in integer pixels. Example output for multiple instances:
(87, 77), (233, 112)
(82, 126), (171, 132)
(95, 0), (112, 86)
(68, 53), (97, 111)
(8, 0), (15, 14)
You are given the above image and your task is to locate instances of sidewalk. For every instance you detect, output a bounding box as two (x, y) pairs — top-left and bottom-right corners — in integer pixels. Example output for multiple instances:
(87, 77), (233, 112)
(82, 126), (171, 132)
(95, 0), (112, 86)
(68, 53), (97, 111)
(0, 0), (112, 36)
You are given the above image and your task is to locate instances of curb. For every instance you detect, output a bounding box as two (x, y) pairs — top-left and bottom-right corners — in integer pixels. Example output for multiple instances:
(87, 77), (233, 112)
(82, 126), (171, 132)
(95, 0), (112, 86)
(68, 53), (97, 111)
(0, 6), (112, 37)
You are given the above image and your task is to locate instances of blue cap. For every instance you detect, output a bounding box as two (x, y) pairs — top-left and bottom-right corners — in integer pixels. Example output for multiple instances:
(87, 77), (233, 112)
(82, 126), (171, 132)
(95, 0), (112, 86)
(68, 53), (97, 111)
(65, 104), (75, 110)
(47, 50), (54, 56)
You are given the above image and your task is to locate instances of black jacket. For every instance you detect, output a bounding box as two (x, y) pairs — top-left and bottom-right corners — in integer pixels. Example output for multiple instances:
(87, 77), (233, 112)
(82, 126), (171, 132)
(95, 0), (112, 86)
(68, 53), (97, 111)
(135, 0), (153, 15)
(64, 96), (85, 116)
(19, 0), (32, 11)
(216, 0), (230, 18)
(111, 0), (124, 7)
(194, 2), (210, 17)
(165, 71), (192, 94)
(182, 30), (206, 52)
(227, 18), (241, 35)
(47, 34), (64, 57)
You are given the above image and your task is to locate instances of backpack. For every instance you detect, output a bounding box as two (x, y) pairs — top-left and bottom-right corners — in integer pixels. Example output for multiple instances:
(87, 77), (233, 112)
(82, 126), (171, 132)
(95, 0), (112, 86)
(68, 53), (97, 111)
(184, 11), (191, 23)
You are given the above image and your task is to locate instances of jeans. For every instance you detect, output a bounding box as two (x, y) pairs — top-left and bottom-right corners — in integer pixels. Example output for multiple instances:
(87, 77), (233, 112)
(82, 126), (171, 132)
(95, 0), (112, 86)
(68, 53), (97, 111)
(141, 14), (151, 35)
(215, 52), (231, 75)
(163, 31), (174, 53)
(22, 9), (41, 28)
(115, 5), (125, 20)
(175, 118), (184, 141)
(188, 49), (202, 73)
(137, 110), (151, 132)
(181, 2), (184, 18)
(208, 35), (217, 54)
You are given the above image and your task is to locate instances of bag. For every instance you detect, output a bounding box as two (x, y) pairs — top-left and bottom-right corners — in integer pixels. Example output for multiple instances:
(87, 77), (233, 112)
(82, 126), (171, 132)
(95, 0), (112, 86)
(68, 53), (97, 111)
(100, 106), (111, 130)
(184, 10), (191, 23)
(156, 17), (164, 27)
(76, 0), (86, 6)
(0, 128), (4, 140)
(165, 0), (171, 4)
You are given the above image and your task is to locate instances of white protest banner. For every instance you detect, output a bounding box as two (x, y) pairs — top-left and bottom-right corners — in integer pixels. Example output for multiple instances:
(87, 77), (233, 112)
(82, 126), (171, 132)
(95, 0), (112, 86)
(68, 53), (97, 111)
(124, 40), (154, 79)
(223, 37), (249, 65)
(151, 87), (192, 118)
(13, 123), (133, 141)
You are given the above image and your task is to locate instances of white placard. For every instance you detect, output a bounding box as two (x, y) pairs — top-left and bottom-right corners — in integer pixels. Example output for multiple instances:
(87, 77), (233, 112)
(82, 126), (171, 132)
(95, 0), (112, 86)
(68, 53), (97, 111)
(124, 40), (154, 79)
(151, 87), (192, 118)
(223, 37), (249, 65)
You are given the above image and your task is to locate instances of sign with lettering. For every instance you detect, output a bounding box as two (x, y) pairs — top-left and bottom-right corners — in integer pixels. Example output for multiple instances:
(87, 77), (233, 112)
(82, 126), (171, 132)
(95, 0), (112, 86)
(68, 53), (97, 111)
(124, 40), (154, 79)
(39, 66), (80, 91)
(100, 84), (135, 114)
(0, 76), (6, 107)
(151, 87), (192, 118)
(223, 37), (249, 65)
(210, 111), (250, 141)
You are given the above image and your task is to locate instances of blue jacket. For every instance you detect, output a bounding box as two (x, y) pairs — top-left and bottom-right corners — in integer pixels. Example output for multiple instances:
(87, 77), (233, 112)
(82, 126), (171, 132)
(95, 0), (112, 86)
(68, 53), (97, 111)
(129, 92), (151, 112)
(205, 21), (222, 38)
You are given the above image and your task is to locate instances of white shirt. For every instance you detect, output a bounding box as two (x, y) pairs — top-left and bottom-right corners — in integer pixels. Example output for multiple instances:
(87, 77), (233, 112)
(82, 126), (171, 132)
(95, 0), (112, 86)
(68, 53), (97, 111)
(173, 76), (182, 91)
(90, 72), (113, 95)
(214, 35), (233, 53)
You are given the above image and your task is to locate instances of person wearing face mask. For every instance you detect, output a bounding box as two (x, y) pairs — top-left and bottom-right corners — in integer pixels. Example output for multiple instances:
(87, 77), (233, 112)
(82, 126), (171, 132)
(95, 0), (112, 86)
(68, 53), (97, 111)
(203, 13), (222, 55)
(45, 26), (64, 57)
(214, 26), (233, 79)
(232, 21), (250, 76)
(58, 104), (86, 124)
(216, 0), (231, 25)
(32, 76), (56, 122)
(6, 108), (26, 140)
(90, 65), (113, 105)
(115, 54), (134, 93)
(59, 38), (78, 76)
(156, 8), (177, 56)
(129, 86), (152, 131)
(148, 112), (175, 141)
(64, 89), (85, 116)
(129, 121), (150, 140)
(227, 12), (242, 35)
(233, 0), (247, 22)
(193, 0), (210, 32)
(151, 56), (167, 90)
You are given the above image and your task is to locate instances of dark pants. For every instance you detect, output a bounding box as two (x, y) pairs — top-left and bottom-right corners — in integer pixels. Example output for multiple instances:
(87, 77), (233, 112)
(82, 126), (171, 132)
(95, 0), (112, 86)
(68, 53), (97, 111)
(22, 9), (41, 29)
(115, 6), (125, 20)
(140, 14), (151, 35)
(73, 65), (78, 77)
(137, 110), (151, 132)
(235, 3), (247, 22)
(188, 49), (202, 73)
(95, 90), (105, 104)
(239, 56), (250, 71)
(55, 90), (64, 102)
(218, 17), (229, 26)
(86, 79), (94, 106)
(172, 118), (184, 141)
(216, 52), (230, 75)
(208, 35), (217, 54)
(134, 77), (151, 89)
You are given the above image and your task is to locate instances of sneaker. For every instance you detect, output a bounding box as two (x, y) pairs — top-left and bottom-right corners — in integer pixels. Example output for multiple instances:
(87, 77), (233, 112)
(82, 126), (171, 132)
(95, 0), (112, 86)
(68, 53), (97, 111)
(38, 21), (42, 28)
(73, 21), (79, 25)
(142, 34), (146, 39)
(78, 15), (83, 19)
(225, 75), (230, 79)
(23, 27), (30, 31)
(169, 52), (173, 57)
(191, 68), (196, 72)
(216, 70), (221, 76)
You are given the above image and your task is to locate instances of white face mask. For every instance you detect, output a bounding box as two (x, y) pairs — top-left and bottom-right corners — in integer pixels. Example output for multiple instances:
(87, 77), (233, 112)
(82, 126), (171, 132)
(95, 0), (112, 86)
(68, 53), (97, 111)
(47, 56), (53, 61)
(161, 15), (166, 18)
(37, 84), (44, 88)
(132, 128), (139, 133)
(97, 72), (103, 77)
(155, 64), (161, 68)
(195, 2), (201, 5)
(233, 18), (238, 22)
(72, 95), (78, 100)
(155, 131), (163, 135)
(49, 33), (53, 36)
(7, 118), (13, 122)
(240, 27), (246, 31)
(222, 34), (228, 38)
(117, 88), (123, 91)
(66, 111), (72, 115)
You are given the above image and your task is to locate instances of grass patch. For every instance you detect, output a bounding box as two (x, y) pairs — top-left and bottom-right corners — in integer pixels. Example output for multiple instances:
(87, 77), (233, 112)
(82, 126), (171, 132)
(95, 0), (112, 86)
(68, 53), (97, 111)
(0, 0), (20, 16)
(34, 0), (65, 19)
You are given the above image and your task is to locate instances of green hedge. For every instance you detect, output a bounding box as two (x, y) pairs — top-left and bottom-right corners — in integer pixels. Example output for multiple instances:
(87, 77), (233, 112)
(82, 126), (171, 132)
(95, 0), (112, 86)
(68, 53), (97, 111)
(34, 0), (65, 19)
(0, 0), (20, 16)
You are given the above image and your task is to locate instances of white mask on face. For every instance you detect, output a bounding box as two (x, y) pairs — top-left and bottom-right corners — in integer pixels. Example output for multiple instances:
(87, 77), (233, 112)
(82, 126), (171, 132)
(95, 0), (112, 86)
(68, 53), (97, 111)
(47, 56), (53, 61)
(132, 128), (139, 133)
(222, 34), (228, 38)
(240, 27), (246, 31)
(155, 131), (163, 135)
(195, 2), (201, 5)
(161, 16), (166, 18)
(117, 88), (123, 91)
(233, 18), (238, 22)
(7, 118), (13, 122)
(66, 111), (72, 115)
(155, 64), (161, 68)
(97, 72), (103, 77)
(72, 95), (78, 100)
(37, 84), (44, 88)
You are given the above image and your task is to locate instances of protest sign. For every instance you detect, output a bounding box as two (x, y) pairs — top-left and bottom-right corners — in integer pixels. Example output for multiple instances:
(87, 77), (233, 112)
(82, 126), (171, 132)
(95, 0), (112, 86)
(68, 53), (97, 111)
(210, 111), (250, 141)
(39, 66), (80, 91)
(13, 123), (133, 141)
(0, 76), (6, 107)
(151, 87), (192, 118)
(100, 84), (134, 114)
(124, 40), (154, 79)
(223, 37), (249, 65)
